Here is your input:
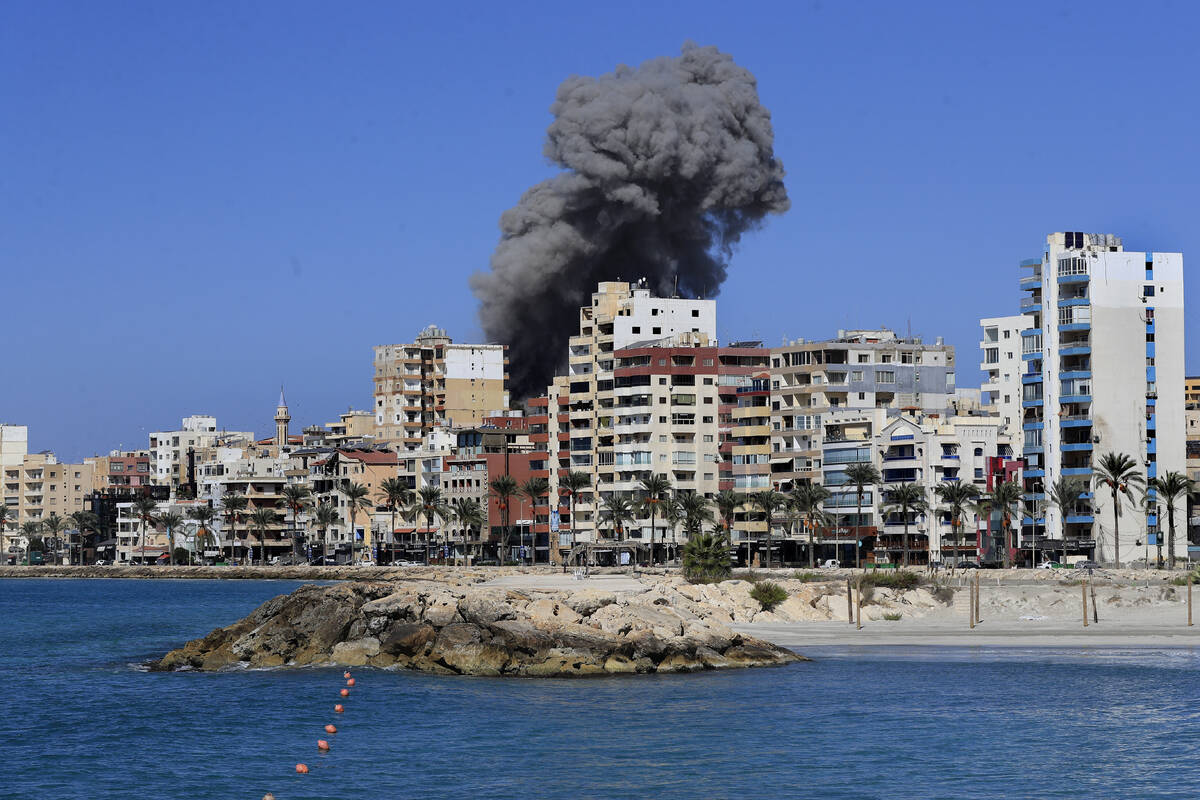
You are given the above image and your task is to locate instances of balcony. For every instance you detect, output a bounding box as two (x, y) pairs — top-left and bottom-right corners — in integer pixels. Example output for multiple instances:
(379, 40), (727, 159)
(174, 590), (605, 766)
(1060, 415), (1091, 427)
(1060, 345), (1091, 357)
(1061, 442), (1093, 452)
(1062, 467), (1093, 477)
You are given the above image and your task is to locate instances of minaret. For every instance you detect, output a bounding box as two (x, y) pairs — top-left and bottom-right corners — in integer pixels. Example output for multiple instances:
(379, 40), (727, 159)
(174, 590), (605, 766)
(275, 386), (291, 448)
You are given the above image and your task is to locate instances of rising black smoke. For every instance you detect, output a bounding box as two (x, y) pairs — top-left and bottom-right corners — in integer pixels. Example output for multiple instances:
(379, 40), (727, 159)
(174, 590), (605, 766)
(471, 42), (790, 397)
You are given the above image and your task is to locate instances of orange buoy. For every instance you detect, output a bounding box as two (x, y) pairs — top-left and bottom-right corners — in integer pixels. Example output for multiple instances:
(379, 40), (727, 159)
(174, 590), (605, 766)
(346, 678), (355, 687)
(324, 724), (337, 734)
(343, 671), (351, 679)
(340, 688), (349, 697)
(295, 764), (309, 774)
(317, 739), (330, 751)
(334, 704), (344, 713)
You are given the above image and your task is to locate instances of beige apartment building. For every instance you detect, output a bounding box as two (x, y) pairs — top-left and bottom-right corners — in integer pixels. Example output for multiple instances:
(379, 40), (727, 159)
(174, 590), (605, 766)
(373, 325), (508, 450)
(2, 451), (94, 556)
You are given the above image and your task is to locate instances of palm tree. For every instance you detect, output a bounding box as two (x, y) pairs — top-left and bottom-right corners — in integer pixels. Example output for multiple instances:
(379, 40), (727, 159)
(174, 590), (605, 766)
(989, 480), (1024, 568)
(748, 490), (787, 569)
(450, 497), (486, 563)
(843, 463), (881, 564)
(21, 520), (43, 559)
(677, 492), (713, 540)
(156, 510), (184, 565)
(662, 495), (686, 560)
(131, 496), (158, 564)
(247, 508), (280, 565)
(343, 483), (373, 562)
(281, 484), (312, 564)
(933, 481), (981, 567)
(519, 477), (550, 565)
(559, 471), (591, 563)
(1146, 471), (1193, 570)
(0, 504), (11, 565)
(882, 483), (928, 567)
(68, 510), (97, 566)
(1094, 452), (1145, 568)
(1047, 477), (1088, 565)
(222, 493), (248, 563)
(378, 477), (411, 566)
(409, 487), (451, 564)
(41, 513), (67, 565)
(715, 489), (742, 561)
(790, 483), (832, 569)
(188, 506), (216, 564)
(598, 495), (635, 542)
(490, 475), (518, 564)
(313, 501), (340, 563)
(636, 474), (672, 565)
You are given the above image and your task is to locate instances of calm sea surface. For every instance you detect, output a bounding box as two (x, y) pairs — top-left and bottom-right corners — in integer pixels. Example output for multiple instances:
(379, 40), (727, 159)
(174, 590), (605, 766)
(2, 578), (1198, 799)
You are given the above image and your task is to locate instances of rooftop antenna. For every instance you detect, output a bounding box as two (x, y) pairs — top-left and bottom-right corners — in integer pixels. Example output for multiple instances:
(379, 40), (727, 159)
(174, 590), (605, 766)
(673, 274), (679, 298)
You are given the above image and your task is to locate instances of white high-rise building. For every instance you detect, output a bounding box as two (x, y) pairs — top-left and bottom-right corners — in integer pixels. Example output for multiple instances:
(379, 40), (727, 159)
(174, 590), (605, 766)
(1017, 232), (1185, 565)
(978, 315), (1024, 446)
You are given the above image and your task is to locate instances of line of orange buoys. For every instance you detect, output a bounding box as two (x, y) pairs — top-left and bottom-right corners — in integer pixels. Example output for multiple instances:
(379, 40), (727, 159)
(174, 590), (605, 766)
(295, 669), (356, 777)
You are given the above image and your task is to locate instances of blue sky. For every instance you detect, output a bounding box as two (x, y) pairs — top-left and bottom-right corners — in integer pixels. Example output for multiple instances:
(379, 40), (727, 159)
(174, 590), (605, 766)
(3, 0), (1197, 462)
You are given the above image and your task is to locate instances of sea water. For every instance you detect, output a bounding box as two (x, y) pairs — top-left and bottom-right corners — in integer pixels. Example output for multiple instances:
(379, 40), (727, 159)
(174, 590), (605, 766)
(2, 578), (1198, 799)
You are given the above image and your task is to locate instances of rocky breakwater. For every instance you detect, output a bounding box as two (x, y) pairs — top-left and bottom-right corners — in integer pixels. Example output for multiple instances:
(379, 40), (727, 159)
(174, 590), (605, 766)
(148, 579), (803, 676)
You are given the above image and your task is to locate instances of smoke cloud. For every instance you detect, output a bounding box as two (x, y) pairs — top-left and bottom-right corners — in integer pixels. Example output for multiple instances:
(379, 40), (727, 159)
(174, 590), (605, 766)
(471, 43), (790, 397)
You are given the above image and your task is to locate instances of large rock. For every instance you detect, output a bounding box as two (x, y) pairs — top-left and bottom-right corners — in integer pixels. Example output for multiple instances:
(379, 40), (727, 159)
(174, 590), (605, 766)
(149, 577), (805, 677)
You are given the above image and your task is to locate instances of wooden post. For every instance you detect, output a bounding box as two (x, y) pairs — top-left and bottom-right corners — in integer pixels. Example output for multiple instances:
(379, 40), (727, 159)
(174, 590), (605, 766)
(974, 572), (982, 624)
(856, 580), (862, 630)
(1189, 575), (1193, 627)
(1090, 580), (1099, 624)
(1082, 581), (1088, 627)
(846, 579), (854, 624)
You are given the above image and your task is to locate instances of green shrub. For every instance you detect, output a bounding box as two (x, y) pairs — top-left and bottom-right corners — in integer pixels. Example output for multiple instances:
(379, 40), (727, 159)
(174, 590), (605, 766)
(792, 571), (826, 583)
(1169, 569), (1200, 586)
(682, 532), (732, 584)
(732, 569), (765, 584)
(750, 581), (788, 611)
(882, 612), (902, 621)
(860, 571), (921, 591)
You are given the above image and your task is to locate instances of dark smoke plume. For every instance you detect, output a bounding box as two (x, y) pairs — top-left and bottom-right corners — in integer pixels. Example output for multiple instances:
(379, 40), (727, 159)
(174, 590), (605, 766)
(471, 43), (789, 397)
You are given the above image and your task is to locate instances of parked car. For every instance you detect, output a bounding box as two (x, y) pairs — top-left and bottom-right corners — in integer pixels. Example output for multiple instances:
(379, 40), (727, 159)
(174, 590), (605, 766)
(955, 561), (979, 569)
(1074, 560), (1099, 571)
(1037, 561), (1062, 569)
(94, 559), (109, 566)
(821, 559), (840, 569)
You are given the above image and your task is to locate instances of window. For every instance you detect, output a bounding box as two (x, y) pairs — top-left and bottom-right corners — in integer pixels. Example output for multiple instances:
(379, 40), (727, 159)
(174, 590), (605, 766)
(985, 348), (999, 364)
(900, 351), (914, 364)
(1003, 330), (1011, 339)
(651, 308), (660, 316)
(702, 358), (713, 366)
(857, 354), (869, 363)
(881, 354), (893, 363)
(1143, 285), (1155, 297)
(631, 326), (640, 334)
(692, 309), (700, 317)
(851, 370), (863, 382)
(703, 435), (714, 442)
(877, 371), (895, 384)
(652, 327), (661, 335)
(703, 397), (713, 404)
(702, 416), (713, 423)
(703, 377), (713, 385)
(858, 392), (866, 400)
(658, 377), (667, 384)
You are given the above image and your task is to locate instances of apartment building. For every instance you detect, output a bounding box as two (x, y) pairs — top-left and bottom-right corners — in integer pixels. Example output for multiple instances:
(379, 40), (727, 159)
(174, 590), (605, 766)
(309, 448), (399, 558)
(2, 451), (94, 528)
(1015, 232), (1185, 565)
(1186, 377), (1200, 483)
(1, 424), (28, 546)
(546, 281), (719, 545)
(85, 451), (151, 492)
(979, 315), (1025, 444)
(149, 415), (253, 491)
(372, 325), (508, 449)
(770, 329), (957, 492)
